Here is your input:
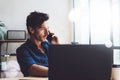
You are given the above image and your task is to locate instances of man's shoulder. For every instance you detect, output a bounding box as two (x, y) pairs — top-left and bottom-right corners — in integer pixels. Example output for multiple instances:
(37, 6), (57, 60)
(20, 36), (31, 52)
(16, 42), (29, 53)
(17, 39), (31, 50)
(17, 43), (26, 50)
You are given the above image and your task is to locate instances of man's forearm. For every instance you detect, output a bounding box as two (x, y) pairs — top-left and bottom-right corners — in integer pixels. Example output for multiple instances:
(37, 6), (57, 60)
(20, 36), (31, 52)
(28, 64), (48, 77)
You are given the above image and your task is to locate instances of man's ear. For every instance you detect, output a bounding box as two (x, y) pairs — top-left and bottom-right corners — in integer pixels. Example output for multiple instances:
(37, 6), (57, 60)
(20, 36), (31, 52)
(29, 27), (34, 34)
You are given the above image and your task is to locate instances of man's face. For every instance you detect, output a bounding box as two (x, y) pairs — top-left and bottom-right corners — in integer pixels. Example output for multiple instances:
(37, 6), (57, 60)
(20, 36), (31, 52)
(33, 21), (49, 42)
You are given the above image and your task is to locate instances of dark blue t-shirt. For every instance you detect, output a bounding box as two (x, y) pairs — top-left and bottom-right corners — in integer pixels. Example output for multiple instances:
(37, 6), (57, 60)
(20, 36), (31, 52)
(16, 39), (50, 76)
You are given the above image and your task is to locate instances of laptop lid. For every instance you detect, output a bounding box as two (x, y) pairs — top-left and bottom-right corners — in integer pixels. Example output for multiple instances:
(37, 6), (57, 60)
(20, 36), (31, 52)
(48, 45), (113, 80)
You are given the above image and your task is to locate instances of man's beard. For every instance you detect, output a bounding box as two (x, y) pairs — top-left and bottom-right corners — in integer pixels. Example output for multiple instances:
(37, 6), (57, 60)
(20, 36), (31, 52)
(34, 34), (46, 42)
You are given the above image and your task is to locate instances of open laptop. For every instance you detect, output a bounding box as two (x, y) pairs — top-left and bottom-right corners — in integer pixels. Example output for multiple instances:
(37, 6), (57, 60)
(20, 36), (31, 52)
(48, 45), (113, 80)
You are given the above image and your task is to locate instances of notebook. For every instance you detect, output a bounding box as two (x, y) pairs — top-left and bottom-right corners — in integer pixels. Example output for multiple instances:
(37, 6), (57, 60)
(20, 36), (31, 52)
(48, 45), (113, 80)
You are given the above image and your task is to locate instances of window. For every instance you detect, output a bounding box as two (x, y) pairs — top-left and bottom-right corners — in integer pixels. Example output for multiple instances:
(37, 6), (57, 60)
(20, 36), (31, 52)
(73, 0), (120, 65)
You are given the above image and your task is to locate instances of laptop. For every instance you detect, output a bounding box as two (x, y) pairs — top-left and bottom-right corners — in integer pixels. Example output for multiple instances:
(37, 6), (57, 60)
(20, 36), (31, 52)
(48, 45), (113, 80)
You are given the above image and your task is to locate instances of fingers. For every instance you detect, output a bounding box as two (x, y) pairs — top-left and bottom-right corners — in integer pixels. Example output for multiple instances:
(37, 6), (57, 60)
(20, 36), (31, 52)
(51, 36), (59, 44)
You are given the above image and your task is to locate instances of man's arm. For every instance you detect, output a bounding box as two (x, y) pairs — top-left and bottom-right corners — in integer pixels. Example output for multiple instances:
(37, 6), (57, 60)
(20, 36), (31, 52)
(28, 64), (48, 77)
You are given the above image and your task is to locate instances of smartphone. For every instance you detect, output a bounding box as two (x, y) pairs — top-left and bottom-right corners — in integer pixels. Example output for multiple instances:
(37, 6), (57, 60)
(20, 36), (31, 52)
(47, 32), (54, 43)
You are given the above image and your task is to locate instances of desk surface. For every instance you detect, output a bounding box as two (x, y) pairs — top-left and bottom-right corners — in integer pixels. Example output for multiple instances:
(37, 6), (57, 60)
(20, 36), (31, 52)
(0, 77), (48, 80)
(0, 68), (120, 80)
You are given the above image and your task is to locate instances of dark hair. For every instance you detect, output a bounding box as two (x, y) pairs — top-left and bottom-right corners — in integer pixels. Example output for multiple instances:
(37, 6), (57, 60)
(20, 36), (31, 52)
(26, 11), (49, 34)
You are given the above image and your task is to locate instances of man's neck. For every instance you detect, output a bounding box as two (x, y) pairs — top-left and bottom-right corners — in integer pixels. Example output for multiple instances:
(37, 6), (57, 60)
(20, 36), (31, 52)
(30, 37), (42, 49)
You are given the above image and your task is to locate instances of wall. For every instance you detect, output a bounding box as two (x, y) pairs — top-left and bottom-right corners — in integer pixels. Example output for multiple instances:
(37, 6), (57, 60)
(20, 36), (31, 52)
(0, 0), (73, 54)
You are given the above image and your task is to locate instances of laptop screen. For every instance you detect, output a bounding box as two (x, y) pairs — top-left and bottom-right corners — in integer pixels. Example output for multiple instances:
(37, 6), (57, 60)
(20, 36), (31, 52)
(48, 45), (113, 80)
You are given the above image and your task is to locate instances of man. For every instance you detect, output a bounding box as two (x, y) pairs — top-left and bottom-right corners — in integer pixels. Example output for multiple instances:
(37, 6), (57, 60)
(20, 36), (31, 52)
(16, 11), (59, 77)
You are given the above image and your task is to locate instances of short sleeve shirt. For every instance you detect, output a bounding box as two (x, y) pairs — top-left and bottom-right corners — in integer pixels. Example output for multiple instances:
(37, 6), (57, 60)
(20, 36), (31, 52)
(16, 39), (50, 76)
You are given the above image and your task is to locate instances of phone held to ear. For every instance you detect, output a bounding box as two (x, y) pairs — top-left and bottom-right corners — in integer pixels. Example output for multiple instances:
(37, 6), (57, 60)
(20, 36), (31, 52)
(47, 32), (54, 43)
(47, 32), (59, 44)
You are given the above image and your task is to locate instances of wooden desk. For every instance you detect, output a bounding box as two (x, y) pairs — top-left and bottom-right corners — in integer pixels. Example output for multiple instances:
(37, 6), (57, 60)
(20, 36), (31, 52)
(111, 67), (120, 80)
(0, 77), (48, 80)
(0, 68), (120, 80)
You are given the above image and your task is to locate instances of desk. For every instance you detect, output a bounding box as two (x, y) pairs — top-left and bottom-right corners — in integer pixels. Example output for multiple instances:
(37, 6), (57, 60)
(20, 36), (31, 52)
(111, 67), (120, 80)
(0, 68), (120, 80)
(0, 77), (48, 80)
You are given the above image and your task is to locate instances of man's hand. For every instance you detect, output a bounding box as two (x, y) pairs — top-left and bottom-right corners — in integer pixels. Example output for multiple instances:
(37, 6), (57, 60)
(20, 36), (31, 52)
(51, 36), (59, 44)
(47, 31), (59, 44)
